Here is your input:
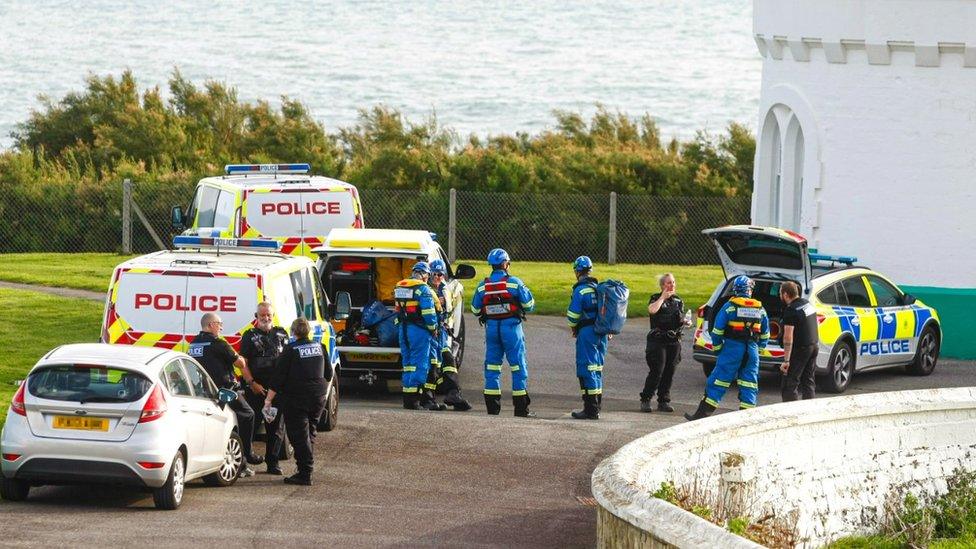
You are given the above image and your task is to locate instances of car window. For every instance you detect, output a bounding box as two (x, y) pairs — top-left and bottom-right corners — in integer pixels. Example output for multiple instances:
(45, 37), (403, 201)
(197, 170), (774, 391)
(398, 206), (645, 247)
(841, 276), (871, 308)
(290, 268), (317, 319)
(182, 359), (217, 399)
(312, 268), (330, 320)
(194, 185), (221, 228)
(817, 283), (843, 306)
(867, 276), (903, 307)
(28, 364), (152, 403)
(161, 361), (193, 397)
(212, 190), (236, 230)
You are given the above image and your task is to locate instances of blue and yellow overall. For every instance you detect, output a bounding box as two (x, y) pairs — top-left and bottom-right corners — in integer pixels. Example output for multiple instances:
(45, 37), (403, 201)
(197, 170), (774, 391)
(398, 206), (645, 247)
(706, 296), (770, 410)
(470, 269), (535, 416)
(395, 278), (438, 409)
(567, 277), (607, 418)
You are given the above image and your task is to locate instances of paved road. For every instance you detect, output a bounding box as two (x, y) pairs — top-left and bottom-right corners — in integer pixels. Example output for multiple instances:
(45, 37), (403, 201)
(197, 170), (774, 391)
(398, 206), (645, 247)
(1, 313), (973, 547)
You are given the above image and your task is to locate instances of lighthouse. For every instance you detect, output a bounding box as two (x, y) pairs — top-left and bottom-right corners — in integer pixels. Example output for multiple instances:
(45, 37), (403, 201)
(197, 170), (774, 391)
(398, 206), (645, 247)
(751, 0), (976, 358)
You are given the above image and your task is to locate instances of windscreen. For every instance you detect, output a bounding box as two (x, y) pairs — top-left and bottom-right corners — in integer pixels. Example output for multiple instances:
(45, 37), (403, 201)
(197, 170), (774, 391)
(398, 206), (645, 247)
(28, 365), (152, 403)
(245, 189), (357, 237)
(717, 234), (803, 271)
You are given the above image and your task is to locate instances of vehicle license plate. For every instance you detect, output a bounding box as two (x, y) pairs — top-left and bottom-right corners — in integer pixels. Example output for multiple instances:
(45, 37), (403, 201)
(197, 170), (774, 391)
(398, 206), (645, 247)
(53, 415), (109, 431)
(344, 352), (399, 363)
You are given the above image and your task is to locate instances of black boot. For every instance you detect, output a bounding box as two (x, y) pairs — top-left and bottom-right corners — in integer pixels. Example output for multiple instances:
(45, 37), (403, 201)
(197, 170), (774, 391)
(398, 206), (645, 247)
(683, 399), (716, 421)
(444, 390), (472, 411)
(571, 395), (600, 420)
(403, 393), (421, 410)
(484, 394), (501, 415)
(513, 394), (536, 418)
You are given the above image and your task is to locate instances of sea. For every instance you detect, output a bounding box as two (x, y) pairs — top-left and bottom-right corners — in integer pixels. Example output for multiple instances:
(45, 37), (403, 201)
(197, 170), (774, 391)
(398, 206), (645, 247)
(0, 0), (760, 149)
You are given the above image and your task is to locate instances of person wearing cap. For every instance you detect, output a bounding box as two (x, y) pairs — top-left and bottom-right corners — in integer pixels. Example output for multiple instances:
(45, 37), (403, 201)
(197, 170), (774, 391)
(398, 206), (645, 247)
(427, 259), (472, 411)
(394, 261), (440, 410)
(565, 256), (606, 420)
(685, 275), (770, 421)
(470, 248), (536, 417)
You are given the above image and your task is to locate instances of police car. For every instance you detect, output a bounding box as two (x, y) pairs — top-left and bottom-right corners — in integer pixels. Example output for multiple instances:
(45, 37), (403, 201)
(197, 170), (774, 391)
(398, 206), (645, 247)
(100, 236), (350, 428)
(312, 228), (476, 389)
(171, 163), (364, 258)
(692, 226), (942, 393)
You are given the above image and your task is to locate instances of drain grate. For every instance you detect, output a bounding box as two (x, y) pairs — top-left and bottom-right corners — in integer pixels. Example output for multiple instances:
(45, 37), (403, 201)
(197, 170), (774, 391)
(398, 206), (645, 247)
(576, 496), (598, 507)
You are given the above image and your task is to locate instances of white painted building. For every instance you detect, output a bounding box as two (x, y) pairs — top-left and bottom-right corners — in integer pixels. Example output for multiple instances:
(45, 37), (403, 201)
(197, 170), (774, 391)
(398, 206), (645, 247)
(751, 0), (976, 358)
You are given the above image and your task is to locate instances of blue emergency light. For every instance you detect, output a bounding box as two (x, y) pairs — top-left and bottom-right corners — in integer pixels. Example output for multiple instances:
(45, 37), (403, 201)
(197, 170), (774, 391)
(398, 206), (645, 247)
(173, 236), (281, 251)
(809, 253), (858, 266)
(224, 163), (310, 175)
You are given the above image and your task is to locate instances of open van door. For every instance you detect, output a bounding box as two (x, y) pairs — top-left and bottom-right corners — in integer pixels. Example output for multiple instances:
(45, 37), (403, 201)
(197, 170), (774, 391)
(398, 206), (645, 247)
(702, 225), (812, 296)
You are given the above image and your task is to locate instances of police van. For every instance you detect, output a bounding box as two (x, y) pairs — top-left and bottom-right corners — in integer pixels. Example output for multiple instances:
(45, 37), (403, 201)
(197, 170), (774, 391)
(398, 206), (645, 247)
(311, 228), (475, 389)
(172, 164), (364, 258)
(692, 225), (942, 393)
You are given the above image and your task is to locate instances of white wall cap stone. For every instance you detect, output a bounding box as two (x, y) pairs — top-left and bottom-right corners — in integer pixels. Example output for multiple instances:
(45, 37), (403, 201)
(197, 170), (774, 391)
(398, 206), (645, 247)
(769, 36), (786, 60)
(865, 42), (892, 65)
(754, 34), (770, 58)
(964, 46), (976, 67)
(822, 41), (847, 63)
(915, 44), (941, 67)
(788, 39), (811, 62)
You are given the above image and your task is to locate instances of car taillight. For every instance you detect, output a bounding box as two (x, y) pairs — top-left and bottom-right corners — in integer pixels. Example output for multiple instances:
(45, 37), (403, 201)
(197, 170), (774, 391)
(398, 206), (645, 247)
(139, 385), (167, 423)
(137, 461), (166, 469)
(816, 313), (826, 324)
(10, 383), (26, 417)
(697, 305), (706, 318)
(2, 454), (20, 461)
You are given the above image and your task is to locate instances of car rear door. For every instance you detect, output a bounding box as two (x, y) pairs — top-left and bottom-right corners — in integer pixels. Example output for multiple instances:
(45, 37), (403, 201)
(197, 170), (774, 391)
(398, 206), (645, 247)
(161, 360), (206, 473)
(702, 226), (812, 295)
(107, 269), (189, 349)
(298, 187), (359, 256)
(837, 275), (882, 368)
(182, 359), (228, 470)
(864, 275), (917, 365)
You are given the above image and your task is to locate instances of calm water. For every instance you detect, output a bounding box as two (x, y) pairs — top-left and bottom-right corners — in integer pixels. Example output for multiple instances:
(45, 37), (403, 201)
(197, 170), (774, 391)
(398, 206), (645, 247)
(0, 0), (759, 148)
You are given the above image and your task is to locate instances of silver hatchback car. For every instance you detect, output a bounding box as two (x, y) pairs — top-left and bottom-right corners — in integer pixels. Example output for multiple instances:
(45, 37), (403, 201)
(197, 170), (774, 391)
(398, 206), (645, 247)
(1, 344), (243, 509)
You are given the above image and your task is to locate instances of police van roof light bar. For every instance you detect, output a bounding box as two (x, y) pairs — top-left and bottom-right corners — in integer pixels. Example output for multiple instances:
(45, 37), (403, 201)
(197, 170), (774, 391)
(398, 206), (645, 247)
(809, 253), (858, 266)
(173, 236), (281, 251)
(224, 163), (310, 175)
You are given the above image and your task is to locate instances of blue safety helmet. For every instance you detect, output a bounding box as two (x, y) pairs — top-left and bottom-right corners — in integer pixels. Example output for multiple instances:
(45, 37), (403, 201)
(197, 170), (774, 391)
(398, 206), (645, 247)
(487, 248), (510, 267)
(412, 261), (431, 275)
(573, 256), (593, 272)
(731, 275), (754, 297)
(430, 259), (447, 275)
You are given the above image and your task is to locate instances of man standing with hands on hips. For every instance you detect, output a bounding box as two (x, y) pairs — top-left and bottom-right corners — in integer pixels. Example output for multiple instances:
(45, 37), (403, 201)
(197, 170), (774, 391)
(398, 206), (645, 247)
(778, 281), (819, 401)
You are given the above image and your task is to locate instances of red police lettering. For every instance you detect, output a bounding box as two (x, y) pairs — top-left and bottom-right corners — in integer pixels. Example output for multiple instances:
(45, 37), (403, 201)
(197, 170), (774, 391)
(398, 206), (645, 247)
(133, 293), (237, 312)
(260, 202), (341, 215)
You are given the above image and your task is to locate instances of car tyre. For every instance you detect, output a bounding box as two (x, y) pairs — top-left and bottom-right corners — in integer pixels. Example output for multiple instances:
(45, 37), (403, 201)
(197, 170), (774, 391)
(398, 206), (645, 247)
(203, 432), (243, 487)
(819, 341), (854, 393)
(906, 325), (940, 376)
(318, 379), (339, 432)
(0, 477), (30, 502)
(153, 452), (186, 510)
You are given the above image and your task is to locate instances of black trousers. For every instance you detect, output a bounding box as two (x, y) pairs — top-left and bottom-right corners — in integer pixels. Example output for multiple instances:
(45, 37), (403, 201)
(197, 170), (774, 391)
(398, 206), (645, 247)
(641, 336), (681, 403)
(781, 343), (818, 402)
(282, 392), (327, 477)
(244, 384), (286, 465)
(228, 394), (256, 458)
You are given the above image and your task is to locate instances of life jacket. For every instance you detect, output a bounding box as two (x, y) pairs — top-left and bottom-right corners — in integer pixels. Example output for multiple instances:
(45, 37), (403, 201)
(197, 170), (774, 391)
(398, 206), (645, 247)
(481, 275), (521, 321)
(724, 296), (765, 341)
(394, 279), (427, 326)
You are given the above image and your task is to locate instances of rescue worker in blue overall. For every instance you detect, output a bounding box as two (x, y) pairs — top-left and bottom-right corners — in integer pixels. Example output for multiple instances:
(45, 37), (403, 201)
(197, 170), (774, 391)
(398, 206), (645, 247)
(428, 259), (472, 411)
(395, 261), (440, 410)
(566, 256), (607, 420)
(685, 275), (770, 421)
(470, 248), (536, 417)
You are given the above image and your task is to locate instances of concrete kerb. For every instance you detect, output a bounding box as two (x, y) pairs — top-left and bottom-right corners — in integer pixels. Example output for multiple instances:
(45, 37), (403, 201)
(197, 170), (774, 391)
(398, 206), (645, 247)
(592, 387), (976, 548)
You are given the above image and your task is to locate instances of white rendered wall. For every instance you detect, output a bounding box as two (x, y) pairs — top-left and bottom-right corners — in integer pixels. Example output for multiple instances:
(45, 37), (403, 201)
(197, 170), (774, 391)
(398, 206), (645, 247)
(751, 0), (976, 289)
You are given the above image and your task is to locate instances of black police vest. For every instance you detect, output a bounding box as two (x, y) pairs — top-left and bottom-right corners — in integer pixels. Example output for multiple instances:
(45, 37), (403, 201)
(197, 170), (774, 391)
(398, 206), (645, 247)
(188, 332), (234, 388)
(650, 294), (684, 331)
(242, 327), (288, 373)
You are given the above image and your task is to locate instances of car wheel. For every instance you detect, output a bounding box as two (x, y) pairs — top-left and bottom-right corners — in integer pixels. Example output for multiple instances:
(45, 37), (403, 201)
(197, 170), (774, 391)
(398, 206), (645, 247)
(906, 326), (940, 376)
(0, 477), (30, 502)
(452, 316), (466, 369)
(701, 361), (715, 377)
(819, 341), (855, 393)
(318, 381), (339, 432)
(203, 432), (243, 487)
(153, 452), (186, 510)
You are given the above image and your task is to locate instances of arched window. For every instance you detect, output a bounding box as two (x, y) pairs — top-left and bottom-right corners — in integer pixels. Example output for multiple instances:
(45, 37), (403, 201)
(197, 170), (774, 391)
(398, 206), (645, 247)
(757, 106), (806, 231)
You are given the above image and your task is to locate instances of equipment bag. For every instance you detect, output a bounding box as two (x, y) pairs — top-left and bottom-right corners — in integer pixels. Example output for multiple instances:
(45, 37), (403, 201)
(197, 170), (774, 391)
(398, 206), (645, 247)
(362, 299), (399, 346)
(594, 280), (629, 335)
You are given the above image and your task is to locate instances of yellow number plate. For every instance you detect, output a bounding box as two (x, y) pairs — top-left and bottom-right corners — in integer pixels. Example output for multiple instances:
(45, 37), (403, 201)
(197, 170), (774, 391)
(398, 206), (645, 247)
(53, 415), (109, 431)
(343, 352), (400, 363)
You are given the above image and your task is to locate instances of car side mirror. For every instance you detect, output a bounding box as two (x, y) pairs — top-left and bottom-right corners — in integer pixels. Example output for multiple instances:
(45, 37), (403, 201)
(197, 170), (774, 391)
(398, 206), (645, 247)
(217, 388), (238, 406)
(902, 294), (917, 306)
(454, 264), (476, 280)
(171, 206), (185, 230)
(334, 291), (352, 321)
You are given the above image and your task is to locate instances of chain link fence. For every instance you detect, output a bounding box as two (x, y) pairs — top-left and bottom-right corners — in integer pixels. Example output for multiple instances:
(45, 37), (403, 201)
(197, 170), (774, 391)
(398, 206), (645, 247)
(0, 180), (751, 265)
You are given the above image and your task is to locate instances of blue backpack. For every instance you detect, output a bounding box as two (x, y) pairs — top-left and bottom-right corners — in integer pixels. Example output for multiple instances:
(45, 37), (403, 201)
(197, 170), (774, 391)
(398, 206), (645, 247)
(594, 280), (629, 335)
(362, 300), (399, 346)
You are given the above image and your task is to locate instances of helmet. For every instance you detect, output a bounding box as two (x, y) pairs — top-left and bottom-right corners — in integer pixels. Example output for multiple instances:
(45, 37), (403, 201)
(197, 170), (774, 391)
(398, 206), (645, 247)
(573, 256), (593, 272)
(487, 248), (510, 266)
(412, 261), (431, 275)
(430, 259), (447, 275)
(731, 275), (754, 297)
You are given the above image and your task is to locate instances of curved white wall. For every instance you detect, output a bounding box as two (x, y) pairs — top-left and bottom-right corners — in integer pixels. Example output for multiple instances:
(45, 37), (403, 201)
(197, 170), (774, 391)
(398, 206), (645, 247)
(593, 387), (976, 548)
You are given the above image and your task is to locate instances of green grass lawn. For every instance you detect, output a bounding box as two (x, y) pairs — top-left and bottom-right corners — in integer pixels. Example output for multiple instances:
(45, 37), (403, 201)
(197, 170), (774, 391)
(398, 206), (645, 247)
(0, 288), (104, 433)
(0, 253), (136, 292)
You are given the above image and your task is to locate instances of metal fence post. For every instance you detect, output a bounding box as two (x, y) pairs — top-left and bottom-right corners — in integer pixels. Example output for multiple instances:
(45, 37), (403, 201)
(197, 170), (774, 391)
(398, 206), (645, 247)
(122, 179), (132, 254)
(608, 191), (617, 265)
(448, 188), (457, 263)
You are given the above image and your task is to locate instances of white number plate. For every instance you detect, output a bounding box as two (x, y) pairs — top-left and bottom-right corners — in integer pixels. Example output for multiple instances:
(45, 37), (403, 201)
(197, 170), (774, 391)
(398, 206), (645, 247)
(485, 304), (510, 315)
(738, 307), (762, 319)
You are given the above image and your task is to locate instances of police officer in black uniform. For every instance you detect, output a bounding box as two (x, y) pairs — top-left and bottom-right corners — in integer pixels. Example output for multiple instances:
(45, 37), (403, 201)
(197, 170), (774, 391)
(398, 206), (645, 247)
(779, 281), (819, 401)
(189, 312), (265, 476)
(640, 273), (688, 413)
(264, 317), (333, 486)
(239, 302), (289, 475)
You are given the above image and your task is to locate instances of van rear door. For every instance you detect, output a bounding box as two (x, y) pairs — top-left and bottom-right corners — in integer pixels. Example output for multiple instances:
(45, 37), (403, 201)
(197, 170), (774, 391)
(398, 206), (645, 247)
(243, 187), (360, 256)
(702, 226), (812, 295)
